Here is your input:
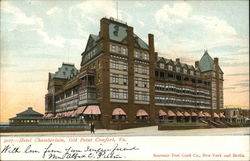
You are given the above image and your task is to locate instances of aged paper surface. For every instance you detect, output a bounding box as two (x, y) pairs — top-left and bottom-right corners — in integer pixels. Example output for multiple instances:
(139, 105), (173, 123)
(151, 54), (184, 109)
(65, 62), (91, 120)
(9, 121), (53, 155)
(1, 0), (249, 160)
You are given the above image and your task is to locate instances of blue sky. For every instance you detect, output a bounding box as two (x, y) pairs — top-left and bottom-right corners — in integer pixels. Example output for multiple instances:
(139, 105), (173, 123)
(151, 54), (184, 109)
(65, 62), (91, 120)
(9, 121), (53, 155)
(0, 0), (249, 121)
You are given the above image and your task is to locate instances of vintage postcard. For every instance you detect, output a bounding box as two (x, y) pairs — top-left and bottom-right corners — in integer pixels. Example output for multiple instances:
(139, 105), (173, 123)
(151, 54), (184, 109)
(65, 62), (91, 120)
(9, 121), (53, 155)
(0, 0), (249, 160)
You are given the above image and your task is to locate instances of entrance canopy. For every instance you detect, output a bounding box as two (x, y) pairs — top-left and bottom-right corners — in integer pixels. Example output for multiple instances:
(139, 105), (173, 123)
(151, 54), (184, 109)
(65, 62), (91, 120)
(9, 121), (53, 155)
(159, 110), (167, 116)
(203, 112), (211, 117)
(112, 108), (126, 115)
(176, 111), (183, 117)
(74, 106), (86, 115)
(183, 112), (191, 117)
(136, 109), (148, 116)
(213, 112), (220, 118)
(191, 112), (198, 117)
(83, 105), (101, 115)
(167, 110), (176, 117)
(219, 113), (225, 118)
(198, 112), (205, 117)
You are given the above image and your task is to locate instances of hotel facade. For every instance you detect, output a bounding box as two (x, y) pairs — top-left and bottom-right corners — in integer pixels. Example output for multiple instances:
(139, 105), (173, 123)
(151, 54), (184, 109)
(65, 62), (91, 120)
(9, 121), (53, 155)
(44, 17), (224, 129)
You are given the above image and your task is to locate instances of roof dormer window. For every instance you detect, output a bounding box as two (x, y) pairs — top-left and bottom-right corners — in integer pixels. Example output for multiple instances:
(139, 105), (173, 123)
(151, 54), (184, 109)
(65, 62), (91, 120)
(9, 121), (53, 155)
(183, 69), (187, 74)
(159, 63), (164, 69)
(168, 65), (172, 71)
(176, 67), (180, 72)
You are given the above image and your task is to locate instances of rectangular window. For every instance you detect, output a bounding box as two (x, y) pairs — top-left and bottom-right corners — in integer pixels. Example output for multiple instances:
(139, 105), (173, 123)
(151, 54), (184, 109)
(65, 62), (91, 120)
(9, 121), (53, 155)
(160, 63), (164, 69)
(168, 65), (173, 71)
(176, 67), (180, 72)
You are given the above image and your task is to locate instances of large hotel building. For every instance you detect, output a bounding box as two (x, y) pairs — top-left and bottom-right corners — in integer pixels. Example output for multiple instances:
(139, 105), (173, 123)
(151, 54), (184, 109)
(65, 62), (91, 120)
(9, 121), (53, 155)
(44, 17), (224, 129)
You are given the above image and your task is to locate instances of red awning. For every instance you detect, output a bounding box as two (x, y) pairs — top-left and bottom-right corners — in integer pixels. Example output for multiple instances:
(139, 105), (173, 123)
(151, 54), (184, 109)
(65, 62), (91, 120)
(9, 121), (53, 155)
(191, 112), (198, 117)
(74, 106), (86, 115)
(203, 112), (211, 117)
(219, 113), (225, 118)
(83, 105), (101, 115)
(176, 111), (184, 116)
(46, 113), (54, 118)
(43, 114), (47, 118)
(55, 113), (62, 118)
(167, 110), (176, 117)
(136, 109), (149, 116)
(213, 112), (220, 118)
(112, 108), (126, 115)
(198, 112), (205, 117)
(159, 110), (167, 116)
(183, 112), (191, 117)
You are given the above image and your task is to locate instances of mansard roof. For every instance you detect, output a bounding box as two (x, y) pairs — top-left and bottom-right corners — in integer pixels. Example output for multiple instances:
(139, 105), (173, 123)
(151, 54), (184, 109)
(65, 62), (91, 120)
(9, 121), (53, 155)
(108, 19), (148, 50)
(199, 50), (215, 72)
(157, 57), (194, 69)
(50, 63), (78, 79)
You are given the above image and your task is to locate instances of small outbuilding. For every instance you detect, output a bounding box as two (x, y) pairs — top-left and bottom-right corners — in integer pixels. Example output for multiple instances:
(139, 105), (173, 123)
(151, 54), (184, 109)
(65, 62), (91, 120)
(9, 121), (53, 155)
(9, 107), (43, 125)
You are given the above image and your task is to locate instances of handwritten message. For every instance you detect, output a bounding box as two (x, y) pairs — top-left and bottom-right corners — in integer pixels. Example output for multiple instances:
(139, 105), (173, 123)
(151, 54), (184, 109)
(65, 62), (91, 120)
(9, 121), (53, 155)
(1, 136), (249, 160)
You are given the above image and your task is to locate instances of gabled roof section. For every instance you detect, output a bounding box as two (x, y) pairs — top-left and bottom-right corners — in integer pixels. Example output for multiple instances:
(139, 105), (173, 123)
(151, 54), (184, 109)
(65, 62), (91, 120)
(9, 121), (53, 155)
(51, 63), (78, 79)
(199, 50), (215, 72)
(83, 34), (100, 54)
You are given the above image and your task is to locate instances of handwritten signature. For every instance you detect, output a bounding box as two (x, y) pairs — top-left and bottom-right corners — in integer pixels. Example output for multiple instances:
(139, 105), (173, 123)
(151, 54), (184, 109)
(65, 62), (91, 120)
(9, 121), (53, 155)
(1, 143), (139, 159)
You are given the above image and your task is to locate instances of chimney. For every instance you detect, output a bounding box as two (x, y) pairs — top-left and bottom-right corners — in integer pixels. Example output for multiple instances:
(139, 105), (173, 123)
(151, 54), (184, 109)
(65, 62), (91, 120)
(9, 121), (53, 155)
(155, 52), (158, 61)
(214, 57), (219, 66)
(195, 61), (199, 68)
(176, 58), (180, 63)
(28, 107), (32, 110)
(99, 18), (109, 40)
(148, 33), (155, 60)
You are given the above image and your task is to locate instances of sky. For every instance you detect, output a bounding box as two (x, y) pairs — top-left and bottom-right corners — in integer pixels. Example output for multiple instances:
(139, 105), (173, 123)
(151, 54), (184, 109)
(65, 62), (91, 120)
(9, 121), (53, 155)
(0, 0), (249, 122)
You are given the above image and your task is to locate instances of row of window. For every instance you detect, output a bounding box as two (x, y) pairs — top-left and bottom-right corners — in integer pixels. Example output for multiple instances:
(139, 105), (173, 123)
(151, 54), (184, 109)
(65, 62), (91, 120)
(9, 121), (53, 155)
(110, 74), (128, 85)
(110, 59), (128, 71)
(134, 64), (149, 75)
(155, 96), (211, 107)
(79, 92), (96, 101)
(135, 77), (149, 88)
(135, 91), (150, 101)
(134, 50), (149, 60)
(56, 99), (78, 110)
(110, 88), (128, 99)
(158, 63), (199, 76)
(110, 44), (128, 55)
(155, 83), (210, 97)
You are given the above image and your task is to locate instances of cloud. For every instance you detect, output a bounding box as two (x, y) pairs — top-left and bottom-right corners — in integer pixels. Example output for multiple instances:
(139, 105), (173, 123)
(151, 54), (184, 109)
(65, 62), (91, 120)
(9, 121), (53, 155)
(233, 83), (249, 87)
(227, 73), (249, 76)
(46, 7), (63, 15)
(1, 1), (43, 27)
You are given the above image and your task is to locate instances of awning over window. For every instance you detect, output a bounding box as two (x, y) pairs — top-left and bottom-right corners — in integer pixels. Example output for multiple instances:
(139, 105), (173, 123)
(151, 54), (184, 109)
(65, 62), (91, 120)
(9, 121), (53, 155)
(203, 112), (211, 117)
(43, 114), (47, 118)
(55, 113), (62, 118)
(136, 109), (148, 116)
(183, 112), (191, 117)
(46, 113), (54, 118)
(198, 112), (205, 117)
(66, 111), (75, 117)
(83, 105), (101, 115)
(167, 110), (176, 117)
(74, 106), (86, 115)
(176, 111), (183, 116)
(219, 113), (225, 118)
(159, 109), (167, 116)
(191, 112), (198, 117)
(112, 108), (126, 115)
(213, 112), (220, 118)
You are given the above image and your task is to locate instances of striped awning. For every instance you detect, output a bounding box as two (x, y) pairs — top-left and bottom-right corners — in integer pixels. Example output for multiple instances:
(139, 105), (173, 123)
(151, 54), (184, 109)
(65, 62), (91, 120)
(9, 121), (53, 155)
(136, 109), (148, 116)
(213, 112), (220, 118)
(219, 113), (225, 118)
(176, 111), (184, 116)
(198, 112), (205, 117)
(74, 106), (86, 115)
(55, 113), (62, 118)
(83, 105), (101, 115)
(159, 109), (167, 116)
(191, 112), (198, 117)
(167, 110), (176, 117)
(112, 108), (126, 115)
(203, 112), (211, 117)
(183, 112), (191, 117)
(46, 113), (54, 118)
